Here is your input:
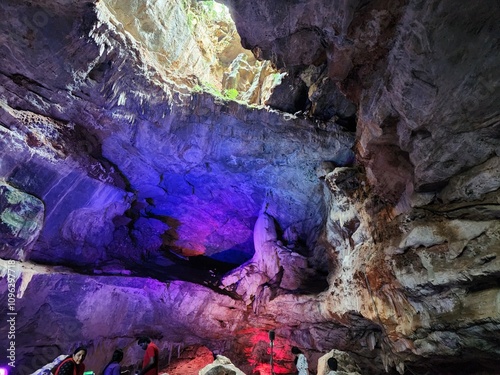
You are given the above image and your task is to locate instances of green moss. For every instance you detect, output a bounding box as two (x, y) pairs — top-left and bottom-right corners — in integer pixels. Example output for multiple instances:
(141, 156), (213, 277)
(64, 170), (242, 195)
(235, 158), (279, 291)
(271, 72), (285, 86)
(192, 84), (204, 93)
(199, 0), (218, 19)
(182, 0), (230, 32)
(1, 209), (24, 232)
(192, 83), (240, 102)
(6, 190), (23, 205)
(223, 88), (239, 100)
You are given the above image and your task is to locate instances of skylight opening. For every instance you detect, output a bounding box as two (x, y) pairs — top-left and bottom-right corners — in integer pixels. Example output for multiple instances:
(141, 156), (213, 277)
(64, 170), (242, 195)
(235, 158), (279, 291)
(98, 0), (283, 106)
(182, 0), (283, 106)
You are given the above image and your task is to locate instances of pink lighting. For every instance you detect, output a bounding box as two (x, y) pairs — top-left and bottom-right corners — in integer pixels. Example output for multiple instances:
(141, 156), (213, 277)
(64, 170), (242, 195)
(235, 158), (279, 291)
(0, 368), (8, 375)
(242, 329), (292, 374)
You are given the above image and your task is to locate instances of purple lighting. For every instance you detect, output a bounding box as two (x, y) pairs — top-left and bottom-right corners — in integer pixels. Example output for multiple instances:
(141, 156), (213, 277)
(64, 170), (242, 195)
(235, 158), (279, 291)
(0, 367), (8, 375)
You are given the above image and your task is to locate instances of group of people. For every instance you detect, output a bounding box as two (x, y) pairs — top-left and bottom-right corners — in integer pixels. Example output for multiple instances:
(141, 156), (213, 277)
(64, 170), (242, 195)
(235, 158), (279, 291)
(46, 340), (338, 375)
(44, 337), (159, 375)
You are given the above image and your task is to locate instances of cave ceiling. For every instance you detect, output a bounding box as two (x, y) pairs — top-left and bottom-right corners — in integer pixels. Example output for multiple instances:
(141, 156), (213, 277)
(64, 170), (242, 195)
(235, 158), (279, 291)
(0, 0), (499, 374)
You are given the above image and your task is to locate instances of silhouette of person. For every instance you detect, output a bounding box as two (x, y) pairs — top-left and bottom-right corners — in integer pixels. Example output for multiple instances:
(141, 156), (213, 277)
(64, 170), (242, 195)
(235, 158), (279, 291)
(327, 357), (339, 375)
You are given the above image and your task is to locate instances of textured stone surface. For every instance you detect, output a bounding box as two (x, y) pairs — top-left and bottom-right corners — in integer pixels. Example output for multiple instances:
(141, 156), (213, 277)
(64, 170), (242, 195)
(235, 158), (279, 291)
(0, 0), (354, 270)
(200, 355), (246, 375)
(159, 345), (214, 375)
(0, 181), (44, 260)
(316, 349), (362, 375)
(224, 0), (500, 204)
(0, 0), (499, 374)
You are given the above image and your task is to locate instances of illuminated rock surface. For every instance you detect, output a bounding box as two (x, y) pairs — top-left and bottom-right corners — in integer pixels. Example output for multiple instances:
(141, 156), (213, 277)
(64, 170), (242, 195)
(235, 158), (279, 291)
(0, 0), (499, 374)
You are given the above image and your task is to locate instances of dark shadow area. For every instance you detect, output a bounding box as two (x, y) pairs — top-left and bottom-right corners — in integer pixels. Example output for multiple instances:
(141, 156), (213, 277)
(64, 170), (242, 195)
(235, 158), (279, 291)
(402, 356), (500, 375)
(121, 249), (243, 297)
(297, 269), (330, 294)
(211, 247), (253, 264)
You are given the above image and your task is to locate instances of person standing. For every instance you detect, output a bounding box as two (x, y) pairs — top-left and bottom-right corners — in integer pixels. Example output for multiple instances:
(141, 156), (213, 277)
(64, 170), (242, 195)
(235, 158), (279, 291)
(54, 347), (87, 375)
(137, 337), (159, 375)
(291, 346), (308, 375)
(102, 349), (124, 375)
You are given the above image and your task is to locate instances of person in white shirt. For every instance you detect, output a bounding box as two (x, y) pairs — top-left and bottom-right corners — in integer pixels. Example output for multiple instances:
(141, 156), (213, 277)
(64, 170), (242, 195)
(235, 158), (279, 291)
(291, 346), (308, 375)
(327, 357), (339, 375)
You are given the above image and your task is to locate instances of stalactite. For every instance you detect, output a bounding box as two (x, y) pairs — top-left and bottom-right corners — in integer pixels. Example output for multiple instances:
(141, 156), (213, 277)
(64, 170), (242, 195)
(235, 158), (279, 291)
(168, 342), (173, 364)
(165, 342), (184, 364)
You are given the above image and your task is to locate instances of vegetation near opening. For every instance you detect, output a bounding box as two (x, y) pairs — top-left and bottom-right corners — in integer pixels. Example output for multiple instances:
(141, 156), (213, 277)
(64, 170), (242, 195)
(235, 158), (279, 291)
(199, 0), (229, 19)
(193, 82), (240, 102)
(181, 0), (281, 106)
(182, 0), (231, 29)
(223, 88), (239, 100)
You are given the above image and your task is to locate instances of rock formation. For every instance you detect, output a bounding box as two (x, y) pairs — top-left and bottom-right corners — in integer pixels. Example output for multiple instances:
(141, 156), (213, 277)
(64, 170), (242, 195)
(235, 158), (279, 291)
(0, 0), (499, 374)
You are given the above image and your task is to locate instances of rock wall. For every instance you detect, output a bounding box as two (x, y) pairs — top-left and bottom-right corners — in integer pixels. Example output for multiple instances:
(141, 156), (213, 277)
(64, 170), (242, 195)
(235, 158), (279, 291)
(222, 0), (500, 373)
(0, 0), (499, 374)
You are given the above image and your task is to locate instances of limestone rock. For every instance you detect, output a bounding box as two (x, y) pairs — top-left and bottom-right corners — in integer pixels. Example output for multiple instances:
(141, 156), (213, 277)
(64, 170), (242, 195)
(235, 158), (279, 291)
(265, 69), (309, 113)
(199, 355), (246, 375)
(1, 0), (499, 374)
(0, 181), (44, 260)
(160, 345), (214, 375)
(317, 349), (362, 375)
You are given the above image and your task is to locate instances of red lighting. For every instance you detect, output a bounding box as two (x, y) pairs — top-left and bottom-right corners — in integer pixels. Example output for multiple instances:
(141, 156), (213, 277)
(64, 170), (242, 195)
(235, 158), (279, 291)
(240, 328), (293, 374)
